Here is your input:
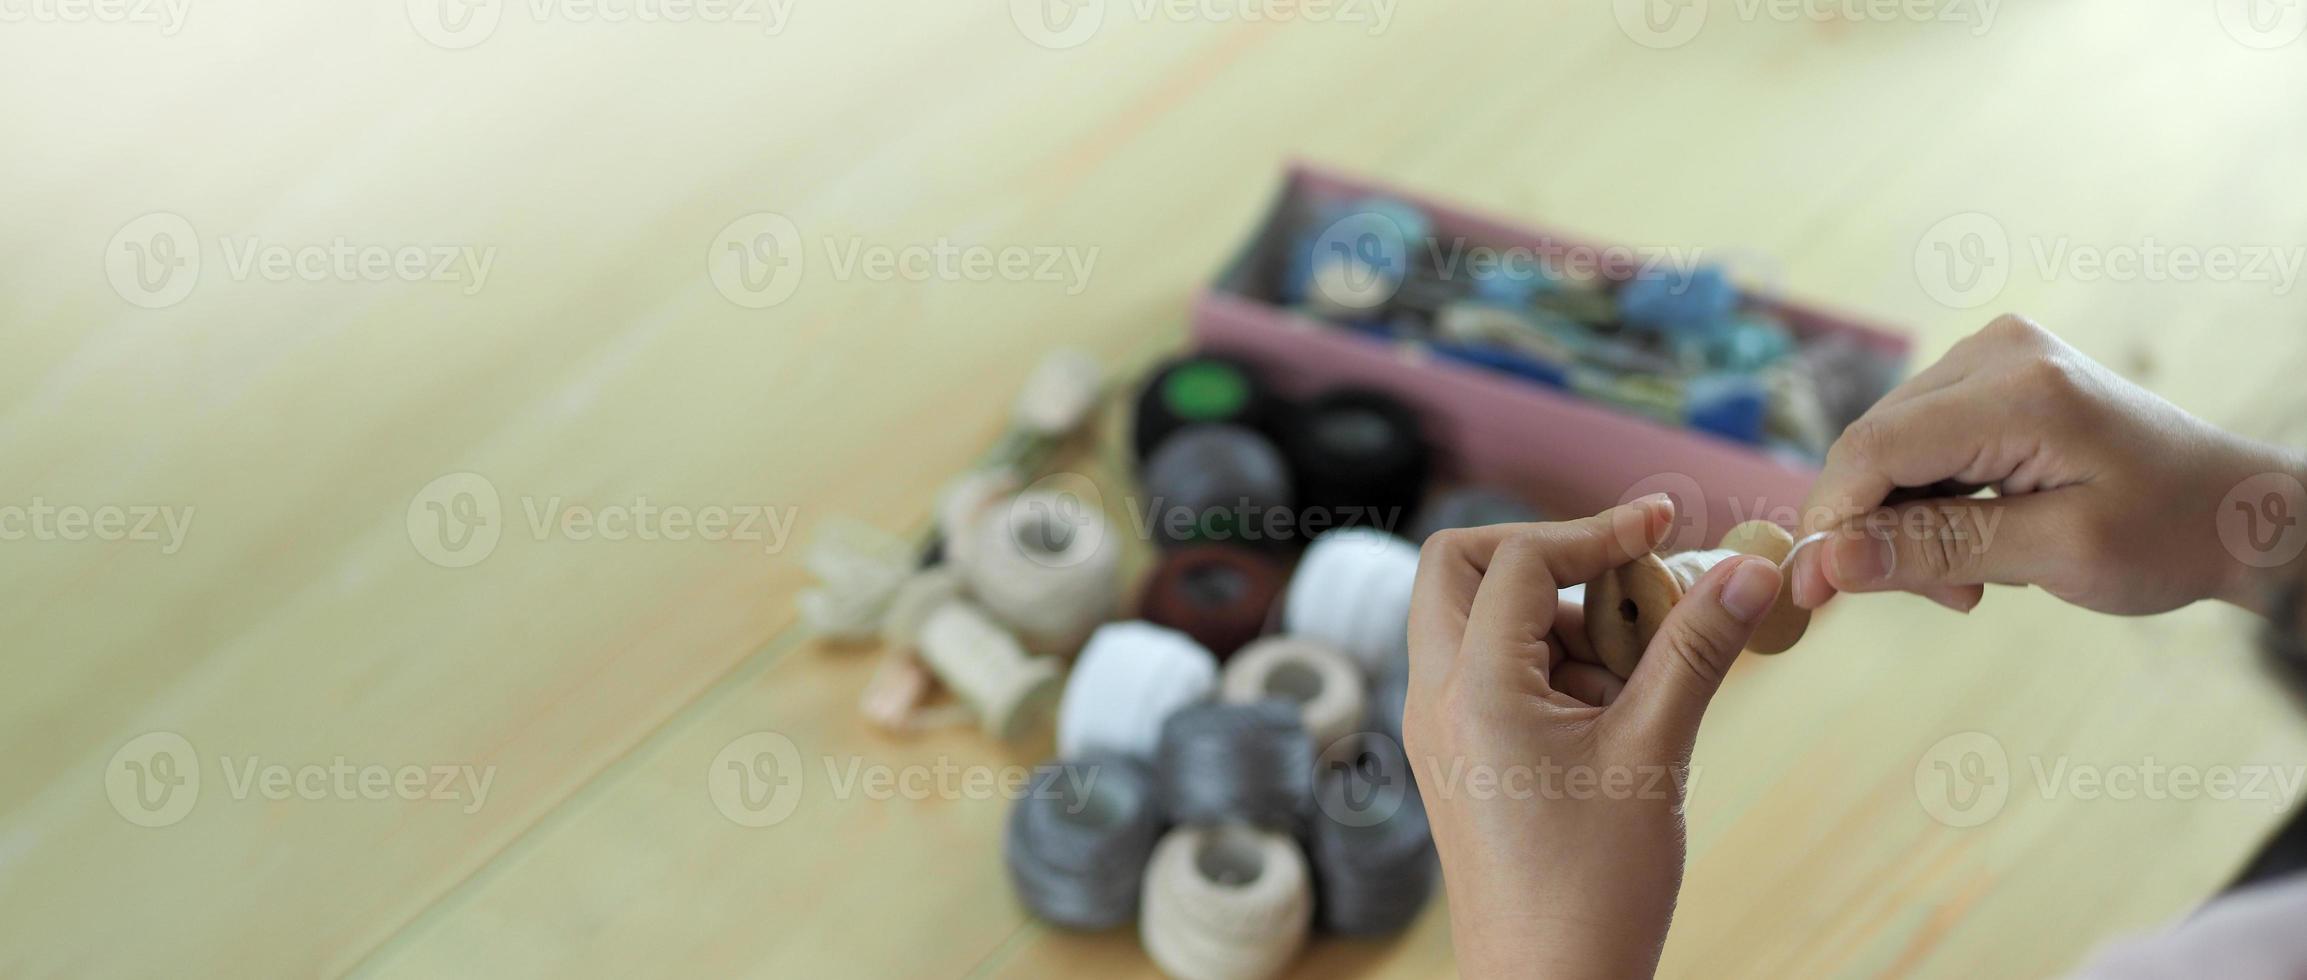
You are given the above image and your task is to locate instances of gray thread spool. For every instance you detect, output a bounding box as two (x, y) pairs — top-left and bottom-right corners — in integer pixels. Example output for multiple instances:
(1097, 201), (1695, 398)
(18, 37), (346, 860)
(1156, 701), (1314, 830)
(1005, 757), (1163, 931)
(1307, 734), (1437, 936)
(1140, 425), (1294, 549)
(1408, 486), (1545, 542)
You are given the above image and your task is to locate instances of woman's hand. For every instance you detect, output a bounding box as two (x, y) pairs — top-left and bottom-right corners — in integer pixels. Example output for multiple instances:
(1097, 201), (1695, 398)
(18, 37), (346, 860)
(1787, 314), (2307, 617)
(1404, 497), (1783, 979)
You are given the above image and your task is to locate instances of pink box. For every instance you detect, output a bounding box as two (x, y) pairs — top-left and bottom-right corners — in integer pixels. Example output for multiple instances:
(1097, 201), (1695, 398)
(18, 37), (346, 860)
(1191, 164), (1911, 550)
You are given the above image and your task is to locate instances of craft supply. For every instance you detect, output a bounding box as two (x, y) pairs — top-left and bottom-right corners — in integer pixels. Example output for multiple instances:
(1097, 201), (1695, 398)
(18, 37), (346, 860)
(1219, 637), (1365, 758)
(1685, 373), (1770, 446)
(1006, 756), (1164, 931)
(1156, 702), (1315, 829)
(1140, 823), (1313, 980)
(1140, 545), (1289, 661)
(1132, 354), (1278, 463)
(1617, 264), (1738, 337)
(1140, 425), (1295, 550)
(1013, 348), (1106, 437)
(963, 489), (1120, 656)
(1585, 519), (1809, 678)
(1284, 388), (1429, 532)
(795, 518), (919, 643)
(1408, 486), (1545, 542)
(934, 468), (1022, 573)
(1058, 621), (1221, 760)
(1307, 735), (1436, 936)
(882, 569), (1063, 741)
(1282, 528), (1421, 674)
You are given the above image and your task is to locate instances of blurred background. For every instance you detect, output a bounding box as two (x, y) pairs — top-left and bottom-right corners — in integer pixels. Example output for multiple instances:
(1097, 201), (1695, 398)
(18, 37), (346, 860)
(7, 1), (2307, 976)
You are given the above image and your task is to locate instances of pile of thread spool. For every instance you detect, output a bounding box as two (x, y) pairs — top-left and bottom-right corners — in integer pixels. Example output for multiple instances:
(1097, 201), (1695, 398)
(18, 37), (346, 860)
(1000, 353), (1575, 980)
(1280, 194), (1903, 462)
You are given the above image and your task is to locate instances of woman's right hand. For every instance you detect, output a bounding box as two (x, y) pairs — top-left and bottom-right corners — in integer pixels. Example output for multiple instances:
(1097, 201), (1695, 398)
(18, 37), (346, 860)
(1785, 315), (2307, 617)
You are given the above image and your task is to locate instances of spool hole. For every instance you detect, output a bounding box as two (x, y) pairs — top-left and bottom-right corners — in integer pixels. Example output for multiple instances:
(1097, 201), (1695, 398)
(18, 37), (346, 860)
(1263, 661), (1325, 705)
(1619, 598), (1639, 624)
(1315, 407), (1394, 459)
(1054, 769), (1125, 832)
(1015, 512), (1078, 557)
(1194, 828), (1267, 887)
(1180, 561), (1248, 608)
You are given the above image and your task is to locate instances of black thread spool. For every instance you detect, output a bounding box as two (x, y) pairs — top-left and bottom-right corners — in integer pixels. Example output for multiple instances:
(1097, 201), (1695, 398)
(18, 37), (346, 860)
(1307, 733), (1437, 936)
(1139, 425), (1295, 551)
(1408, 486), (1545, 542)
(1131, 354), (1279, 464)
(1005, 757), (1164, 931)
(1156, 701), (1315, 830)
(1285, 388), (1430, 535)
(1139, 545), (1289, 661)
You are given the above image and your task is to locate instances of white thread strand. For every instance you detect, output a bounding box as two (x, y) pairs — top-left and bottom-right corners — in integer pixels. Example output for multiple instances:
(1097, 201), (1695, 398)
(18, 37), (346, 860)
(1660, 548), (1742, 590)
(1282, 529), (1420, 673)
(966, 490), (1120, 655)
(1220, 637), (1365, 756)
(1140, 824), (1313, 980)
(1059, 621), (1219, 761)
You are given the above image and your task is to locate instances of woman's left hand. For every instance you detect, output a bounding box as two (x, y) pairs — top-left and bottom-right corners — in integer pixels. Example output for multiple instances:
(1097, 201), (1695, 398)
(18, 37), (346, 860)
(1403, 496), (1783, 979)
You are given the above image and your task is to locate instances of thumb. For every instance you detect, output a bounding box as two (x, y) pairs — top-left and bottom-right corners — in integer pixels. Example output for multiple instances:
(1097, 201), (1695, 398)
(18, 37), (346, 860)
(1616, 556), (1782, 749)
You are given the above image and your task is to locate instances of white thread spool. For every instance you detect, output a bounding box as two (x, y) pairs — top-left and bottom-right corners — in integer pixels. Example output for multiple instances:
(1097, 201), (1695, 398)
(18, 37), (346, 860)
(1140, 823), (1312, 980)
(1058, 621), (1219, 761)
(795, 518), (917, 643)
(1282, 529), (1420, 674)
(1220, 637), (1365, 758)
(884, 569), (1062, 741)
(965, 489), (1120, 656)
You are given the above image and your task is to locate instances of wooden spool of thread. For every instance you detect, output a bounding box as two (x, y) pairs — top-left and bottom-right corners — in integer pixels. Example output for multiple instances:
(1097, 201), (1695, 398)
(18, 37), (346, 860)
(1284, 388), (1429, 534)
(1139, 823), (1313, 980)
(1140, 425), (1295, 551)
(964, 489), (1121, 657)
(1139, 545), (1288, 661)
(1219, 637), (1366, 759)
(1132, 354), (1279, 464)
(1584, 520), (1809, 679)
(1057, 621), (1220, 761)
(1282, 528), (1421, 674)
(882, 569), (1063, 741)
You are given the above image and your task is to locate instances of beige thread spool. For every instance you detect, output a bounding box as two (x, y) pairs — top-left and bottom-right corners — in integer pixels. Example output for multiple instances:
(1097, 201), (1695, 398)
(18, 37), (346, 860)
(1220, 637), (1366, 759)
(883, 569), (1062, 741)
(1586, 520), (1808, 679)
(1139, 823), (1312, 980)
(965, 490), (1120, 657)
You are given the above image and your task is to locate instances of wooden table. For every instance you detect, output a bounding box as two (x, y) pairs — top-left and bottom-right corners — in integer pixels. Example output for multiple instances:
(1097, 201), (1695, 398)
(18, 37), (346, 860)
(9, 2), (2307, 976)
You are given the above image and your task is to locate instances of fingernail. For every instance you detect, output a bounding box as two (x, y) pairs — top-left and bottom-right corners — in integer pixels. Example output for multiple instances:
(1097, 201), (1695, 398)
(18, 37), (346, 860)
(1828, 530), (1896, 586)
(1784, 532), (1830, 608)
(1720, 559), (1782, 624)
(1631, 493), (1674, 538)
